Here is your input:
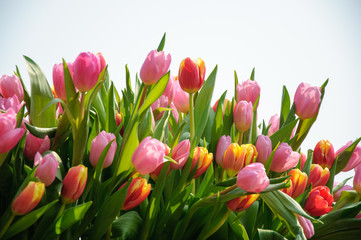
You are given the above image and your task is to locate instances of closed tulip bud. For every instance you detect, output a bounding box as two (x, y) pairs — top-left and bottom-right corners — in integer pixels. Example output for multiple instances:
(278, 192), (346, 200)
(61, 165), (88, 204)
(170, 103), (179, 123)
(0, 95), (23, 112)
(296, 214), (315, 239)
(173, 77), (189, 113)
(34, 152), (59, 186)
(120, 178), (151, 210)
(304, 186), (333, 216)
(73, 52), (100, 92)
(256, 135), (272, 165)
(53, 62), (74, 101)
(270, 143), (300, 173)
(234, 101), (253, 133)
(289, 169), (308, 198)
(294, 82), (321, 120)
(132, 137), (166, 175)
(11, 181), (45, 215)
(89, 131), (117, 169)
(212, 98), (232, 116)
(236, 79), (261, 109)
(24, 133), (50, 160)
(140, 50), (171, 85)
(223, 144), (257, 177)
(96, 52), (106, 73)
(333, 182), (353, 201)
(267, 114), (280, 136)
(163, 75), (176, 104)
(237, 163), (269, 193)
(115, 111), (123, 127)
(215, 135), (231, 167)
(313, 140), (335, 169)
(191, 147), (213, 178)
(178, 57), (205, 94)
(336, 141), (361, 172)
(227, 194), (259, 212)
(0, 74), (24, 102)
(308, 164), (330, 187)
(0, 108), (25, 154)
(353, 165), (361, 194)
(171, 140), (190, 170)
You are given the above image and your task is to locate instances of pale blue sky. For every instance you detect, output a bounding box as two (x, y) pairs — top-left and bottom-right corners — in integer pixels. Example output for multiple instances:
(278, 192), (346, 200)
(1, 0), (360, 182)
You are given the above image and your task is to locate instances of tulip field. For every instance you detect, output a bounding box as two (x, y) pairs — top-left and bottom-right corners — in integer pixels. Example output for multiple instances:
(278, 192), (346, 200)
(0, 35), (361, 240)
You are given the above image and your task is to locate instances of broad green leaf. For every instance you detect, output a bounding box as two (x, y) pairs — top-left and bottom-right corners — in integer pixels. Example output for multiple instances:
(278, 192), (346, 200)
(153, 111), (170, 141)
(138, 107), (153, 142)
(24, 122), (57, 138)
(234, 71), (239, 100)
(90, 88), (107, 128)
(257, 229), (287, 240)
(229, 212), (250, 240)
(157, 33), (166, 51)
(125, 65), (134, 107)
(195, 163), (214, 198)
(111, 211), (142, 239)
(332, 190), (358, 211)
(335, 137), (361, 174)
(241, 200), (259, 238)
(106, 83), (117, 132)
(333, 177), (352, 193)
(210, 91), (227, 152)
(250, 68), (255, 81)
(117, 121), (139, 174)
(270, 119), (298, 149)
(62, 60), (77, 104)
(279, 86), (290, 127)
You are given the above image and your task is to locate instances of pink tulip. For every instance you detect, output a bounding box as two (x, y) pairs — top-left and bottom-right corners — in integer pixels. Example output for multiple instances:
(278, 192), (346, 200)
(294, 82), (321, 120)
(256, 135), (272, 164)
(0, 74), (24, 102)
(170, 102), (179, 123)
(233, 101), (253, 133)
(0, 108), (25, 154)
(215, 135), (231, 167)
(236, 79), (260, 109)
(89, 131), (117, 169)
(163, 75), (176, 104)
(73, 52), (100, 92)
(170, 140), (190, 169)
(24, 133), (50, 160)
(173, 77), (189, 113)
(296, 214), (315, 239)
(267, 114), (280, 136)
(237, 162), (269, 193)
(11, 181), (45, 215)
(354, 165), (361, 194)
(53, 62), (74, 101)
(270, 143), (300, 173)
(34, 152), (59, 186)
(97, 52), (107, 73)
(61, 165), (88, 204)
(336, 141), (361, 172)
(0, 95), (23, 112)
(140, 50), (171, 85)
(333, 182), (353, 201)
(132, 137), (166, 175)
(151, 95), (169, 121)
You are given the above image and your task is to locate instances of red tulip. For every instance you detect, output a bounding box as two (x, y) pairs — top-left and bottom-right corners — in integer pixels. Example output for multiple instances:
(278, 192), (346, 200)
(61, 165), (88, 204)
(304, 186), (333, 216)
(178, 57), (205, 94)
(120, 178), (151, 210)
(11, 181), (45, 215)
(191, 147), (213, 178)
(227, 194), (259, 212)
(313, 140), (335, 169)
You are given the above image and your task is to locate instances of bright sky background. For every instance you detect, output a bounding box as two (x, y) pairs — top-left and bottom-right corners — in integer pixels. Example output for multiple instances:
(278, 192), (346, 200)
(1, 0), (360, 183)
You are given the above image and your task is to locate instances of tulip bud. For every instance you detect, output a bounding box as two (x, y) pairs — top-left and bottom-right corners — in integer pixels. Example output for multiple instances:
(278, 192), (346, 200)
(0, 108), (25, 154)
(11, 181), (45, 215)
(0, 95), (23, 112)
(313, 140), (335, 169)
(236, 163), (269, 193)
(289, 169), (308, 198)
(236, 79), (261, 109)
(171, 140), (190, 170)
(140, 50), (171, 85)
(255, 135), (272, 165)
(294, 82), (321, 120)
(212, 98), (232, 116)
(120, 178), (151, 210)
(333, 182), (353, 201)
(223, 144), (257, 177)
(163, 75), (176, 104)
(0, 74), (24, 102)
(233, 101), (253, 133)
(215, 135), (231, 167)
(226, 194), (259, 212)
(61, 165), (88, 204)
(24, 133), (50, 160)
(300, 152), (307, 171)
(296, 214), (315, 239)
(173, 77), (189, 113)
(34, 152), (59, 186)
(178, 57), (205, 94)
(336, 141), (361, 172)
(170, 103), (179, 123)
(308, 164), (330, 188)
(132, 137), (166, 175)
(89, 131), (117, 169)
(191, 147), (213, 178)
(267, 114), (280, 136)
(354, 165), (361, 194)
(97, 52), (106, 73)
(73, 52), (100, 92)
(270, 143), (300, 173)
(304, 186), (333, 216)
(53, 62), (74, 101)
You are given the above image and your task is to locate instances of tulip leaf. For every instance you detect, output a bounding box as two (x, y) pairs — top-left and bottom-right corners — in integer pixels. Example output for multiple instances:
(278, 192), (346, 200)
(117, 121), (139, 175)
(234, 70), (239, 100)
(257, 229), (287, 240)
(333, 190), (358, 211)
(62, 60), (77, 105)
(279, 86), (290, 127)
(125, 64), (134, 107)
(153, 110), (170, 141)
(264, 142), (280, 174)
(195, 162), (214, 198)
(332, 177), (352, 193)
(210, 91), (227, 152)
(51, 111), (72, 150)
(157, 32), (166, 52)
(241, 200), (259, 238)
(15, 65), (31, 111)
(312, 228), (361, 240)
(88, 85), (107, 129)
(111, 211), (142, 239)
(250, 67), (255, 81)
(106, 82), (117, 133)
(335, 137), (361, 174)
(138, 107), (153, 142)
(24, 122), (57, 139)
(270, 119), (298, 149)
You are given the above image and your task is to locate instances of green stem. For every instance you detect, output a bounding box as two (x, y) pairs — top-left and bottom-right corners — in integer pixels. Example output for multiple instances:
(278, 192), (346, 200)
(354, 193), (361, 203)
(238, 131), (244, 146)
(79, 91), (86, 125)
(55, 203), (66, 220)
(189, 93), (195, 144)
(139, 85), (149, 109)
(0, 213), (15, 239)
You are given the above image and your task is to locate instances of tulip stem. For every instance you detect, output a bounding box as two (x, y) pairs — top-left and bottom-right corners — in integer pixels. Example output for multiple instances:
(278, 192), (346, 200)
(55, 203), (66, 220)
(238, 132), (244, 146)
(189, 93), (195, 143)
(0, 213), (15, 239)
(139, 85), (149, 109)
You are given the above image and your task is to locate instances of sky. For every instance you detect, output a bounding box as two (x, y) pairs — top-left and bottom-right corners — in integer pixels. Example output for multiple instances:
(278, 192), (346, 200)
(1, 0), (360, 183)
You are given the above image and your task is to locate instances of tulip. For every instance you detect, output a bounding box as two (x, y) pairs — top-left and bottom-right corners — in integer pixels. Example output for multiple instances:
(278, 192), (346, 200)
(61, 165), (88, 204)
(24, 133), (50, 160)
(173, 77), (189, 113)
(178, 57), (205, 94)
(163, 75), (176, 104)
(151, 95), (169, 120)
(215, 135), (231, 167)
(89, 131), (117, 169)
(296, 215), (315, 239)
(171, 140), (190, 170)
(0, 108), (25, 154)
(170, 102), (179, 123)
(97, 52), (107, 73)
(354, 165), (361, 194)
(236, 79), (261, 109)
(270, 143), (300, 173)
(212, 98), (232, 116)
(333, 182), (353, 201)
(313, 140), (335, 169)
(0, 74), (24, 102)
(140, 49), (171, 85)
(115, 111), (123, 127)
(132, 137), (166, 175)
(255, 135), (272, 165)
(0, 95), (23, 112)
(233, 101), (253, 133)
(236, 163), (270, 193)
(191, 147), (213, 178)
(73, 52), (100, 92)
(289, 169), (308, 198)
(336, 141), (361, 172)
(34, 152), (59, 186)
(267, 114), (280, 136)
(120, 178), (151, 210)
(150, 163), (171, 181)
(53, 62), (74, 101)
(304, 186), (333, 216)
(294, 82), (321, 120)
(308, 164), (330, 187)
(11, 181), (45, 215)
(300, 152), (307, 171)
(226, 194), (259, 212)
(223, 144), (257, 177)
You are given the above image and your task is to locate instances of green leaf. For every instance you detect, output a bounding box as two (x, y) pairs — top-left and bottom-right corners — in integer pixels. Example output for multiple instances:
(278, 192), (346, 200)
(264, 142), (280, 174)
(210, 91), (227, 152)
(270, 119), (298, 149)
(195, 163), (214, 198)
(234, 71), (239, 100)
(24, 122), (57, 138)
(125, 65), (134, 107)
(153, 111), (170, 141)
(15, 65), (31, 111)
(157, 33), (166, 52)
(229, 212), (250, 240)
(111, 211), (142, 239)
(138, 108), (153, 142)
(106, 83), (117, 132)
(333, 177), (352, 193)
(279, 86), (290, 127)
(335, 137), (361, 174)
(62, 60), (77, 104)
(257, 229), (287, 240)
(117, 121), (139, 175)
(250, 68), (255, 81)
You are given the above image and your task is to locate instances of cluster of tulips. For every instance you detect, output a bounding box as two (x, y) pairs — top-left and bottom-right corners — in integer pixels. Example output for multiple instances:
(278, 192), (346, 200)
(0, 35), (360, 240)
